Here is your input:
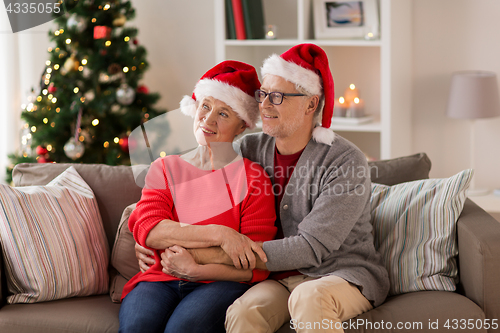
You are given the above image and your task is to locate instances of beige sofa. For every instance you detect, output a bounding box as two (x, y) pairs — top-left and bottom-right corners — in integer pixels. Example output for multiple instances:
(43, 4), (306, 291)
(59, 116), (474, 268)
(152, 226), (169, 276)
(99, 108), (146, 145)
(1, 153), (499, 333)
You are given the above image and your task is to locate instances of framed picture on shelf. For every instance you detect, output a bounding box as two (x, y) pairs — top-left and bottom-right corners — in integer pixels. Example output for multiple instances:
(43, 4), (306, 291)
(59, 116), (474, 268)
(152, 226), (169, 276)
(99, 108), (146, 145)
(313, 0), (379, 40)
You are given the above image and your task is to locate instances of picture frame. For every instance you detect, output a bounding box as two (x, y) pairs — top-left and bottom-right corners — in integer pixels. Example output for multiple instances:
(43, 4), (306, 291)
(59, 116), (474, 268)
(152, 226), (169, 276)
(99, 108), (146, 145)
(313, 0), (380, 40)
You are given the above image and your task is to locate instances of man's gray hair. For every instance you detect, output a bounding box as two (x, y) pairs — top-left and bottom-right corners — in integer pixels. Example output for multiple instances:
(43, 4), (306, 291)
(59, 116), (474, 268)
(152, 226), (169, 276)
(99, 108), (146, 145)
(295, 84), (325, 126)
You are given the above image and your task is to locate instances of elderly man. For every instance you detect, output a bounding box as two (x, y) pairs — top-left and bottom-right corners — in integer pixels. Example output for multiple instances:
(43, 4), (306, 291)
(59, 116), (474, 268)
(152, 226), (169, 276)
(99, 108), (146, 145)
(139, 44), (389, 333)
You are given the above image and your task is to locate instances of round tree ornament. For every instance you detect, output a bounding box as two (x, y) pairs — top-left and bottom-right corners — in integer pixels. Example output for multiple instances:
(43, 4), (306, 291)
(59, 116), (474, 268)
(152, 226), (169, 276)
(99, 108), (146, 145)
(113, 14), (126, 27)
(63, 55), (79, 73)
(36, 145), (48, 155)
(64, 137), (85, 160)
(118, 136), (128, 152)
(67, 15), (87, 33)
(137, 85), (149, 94)
(116, 83), (135, 105)
(48, 83), (57, 94)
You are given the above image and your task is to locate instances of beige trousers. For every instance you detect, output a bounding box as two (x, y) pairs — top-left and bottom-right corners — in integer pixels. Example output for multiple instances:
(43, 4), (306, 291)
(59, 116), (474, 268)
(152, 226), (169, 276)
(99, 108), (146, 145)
(225, 275), (373, 333)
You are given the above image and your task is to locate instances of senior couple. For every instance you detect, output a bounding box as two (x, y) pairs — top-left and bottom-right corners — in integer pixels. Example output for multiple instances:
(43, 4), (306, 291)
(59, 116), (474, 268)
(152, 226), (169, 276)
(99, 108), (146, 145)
(118, 44), (390, 333)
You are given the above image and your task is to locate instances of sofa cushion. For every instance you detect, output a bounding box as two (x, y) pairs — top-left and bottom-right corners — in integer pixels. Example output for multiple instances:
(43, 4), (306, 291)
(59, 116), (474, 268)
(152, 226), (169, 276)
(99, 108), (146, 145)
(109, 270), (129, 303)
(111, 203), (140, 280)
(0, 167), (109, 303)
(12, 163), (143, 248)
(110, 203), (140, 302)
(0, 295), (120, 333)
(345, 291), (486, 333)
(370, 169), (472, 296)
(276, 291), (486, 333)
(368, 152), (432, 186)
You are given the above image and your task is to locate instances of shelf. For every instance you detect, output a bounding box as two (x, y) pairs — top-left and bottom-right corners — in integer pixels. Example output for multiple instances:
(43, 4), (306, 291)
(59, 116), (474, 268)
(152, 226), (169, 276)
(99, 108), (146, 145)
(216, 0), (413, 160)
(225, 39), (382, 47)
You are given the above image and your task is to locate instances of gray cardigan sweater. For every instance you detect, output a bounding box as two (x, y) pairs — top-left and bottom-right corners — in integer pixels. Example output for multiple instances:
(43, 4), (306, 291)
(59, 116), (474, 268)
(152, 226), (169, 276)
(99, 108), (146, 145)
(239, 132), (390, 307)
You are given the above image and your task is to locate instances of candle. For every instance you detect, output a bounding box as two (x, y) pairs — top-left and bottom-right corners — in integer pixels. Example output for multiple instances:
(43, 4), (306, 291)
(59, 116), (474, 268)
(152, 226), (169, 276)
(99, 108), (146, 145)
(344, 84), (359, 103)
(265, 25), (277, 39)
(346, 97), (365, 118)
(333, 96), (347, 117)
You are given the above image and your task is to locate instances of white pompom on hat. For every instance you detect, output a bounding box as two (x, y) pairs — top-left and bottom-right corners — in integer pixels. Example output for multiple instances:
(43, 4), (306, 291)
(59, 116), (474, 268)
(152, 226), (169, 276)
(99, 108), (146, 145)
(261, 43), (335, 145)
(179, 61), (261, 129)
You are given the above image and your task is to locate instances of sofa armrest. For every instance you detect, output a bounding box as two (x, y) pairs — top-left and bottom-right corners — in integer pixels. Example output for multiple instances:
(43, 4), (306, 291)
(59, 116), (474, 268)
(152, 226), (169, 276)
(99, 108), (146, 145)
(457, 199), (500, 328)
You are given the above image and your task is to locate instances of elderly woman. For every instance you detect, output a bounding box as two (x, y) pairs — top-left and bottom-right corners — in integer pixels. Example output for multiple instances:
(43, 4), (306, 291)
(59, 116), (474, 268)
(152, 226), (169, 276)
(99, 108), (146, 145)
(118, 61), (277, 333)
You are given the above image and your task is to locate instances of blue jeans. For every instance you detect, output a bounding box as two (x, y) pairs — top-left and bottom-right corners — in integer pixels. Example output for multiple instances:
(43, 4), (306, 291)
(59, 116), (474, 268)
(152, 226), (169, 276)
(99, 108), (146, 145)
(119, 280), (251, 333)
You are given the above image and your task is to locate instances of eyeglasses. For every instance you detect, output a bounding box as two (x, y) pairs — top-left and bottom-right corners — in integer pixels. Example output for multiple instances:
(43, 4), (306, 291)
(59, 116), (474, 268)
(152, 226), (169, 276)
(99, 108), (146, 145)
(254, 89), (306, 105)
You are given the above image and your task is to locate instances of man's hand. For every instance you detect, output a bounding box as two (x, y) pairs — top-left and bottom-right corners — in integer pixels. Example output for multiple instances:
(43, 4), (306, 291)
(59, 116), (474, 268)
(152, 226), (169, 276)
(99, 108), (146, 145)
(135, 243), (155, 273)
(219, 227), (268, 270)
(188, 242), (268, 270)
(161, 245), (200, 281)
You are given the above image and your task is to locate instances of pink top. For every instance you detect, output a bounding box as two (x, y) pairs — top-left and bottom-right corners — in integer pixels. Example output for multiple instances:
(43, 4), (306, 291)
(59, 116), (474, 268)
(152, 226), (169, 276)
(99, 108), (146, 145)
(122, 155), (277, 300)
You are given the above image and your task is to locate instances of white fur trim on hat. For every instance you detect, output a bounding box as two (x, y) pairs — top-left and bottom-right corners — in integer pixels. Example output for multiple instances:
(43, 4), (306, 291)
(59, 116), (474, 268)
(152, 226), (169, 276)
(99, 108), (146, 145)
(312, 126), (335, 145)
(194, 79), (260, 129)
(261, 54), (322, 96)
(180, 95), (197, 117)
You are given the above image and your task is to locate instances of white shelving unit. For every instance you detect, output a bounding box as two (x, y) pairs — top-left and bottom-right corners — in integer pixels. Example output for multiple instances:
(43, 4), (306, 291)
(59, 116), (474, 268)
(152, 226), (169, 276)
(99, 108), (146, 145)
(214, 0), (412, 160)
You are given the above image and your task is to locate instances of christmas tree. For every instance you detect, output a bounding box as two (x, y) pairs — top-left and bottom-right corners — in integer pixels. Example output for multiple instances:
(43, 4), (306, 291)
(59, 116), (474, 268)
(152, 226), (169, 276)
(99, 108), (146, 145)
(6, 0), (166, 183)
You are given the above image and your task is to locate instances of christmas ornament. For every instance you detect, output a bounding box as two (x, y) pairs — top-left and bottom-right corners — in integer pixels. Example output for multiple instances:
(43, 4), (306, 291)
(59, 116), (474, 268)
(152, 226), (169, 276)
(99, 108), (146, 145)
(37, 156), (51, 163)
(99, 73), (109, 83)
(137, 85), (149, 94)
(63, 55), (80, 73)
(36, 146), (48, 155)
(133, 39), (138, 45)
(112, 14), (126, 27)
(67, 14), (87, 32)
(48, 83), (57, 94)
(82, 90), (94, 103)
(99, 72), (121, 83)
(116, 83), (135, 105)
(82, 67), (91, 78)
(100, 50), (108, 56)
(111, 104), (123, 113)
(94, 26), (112, 39)
(108, 63), (121, 75)
(64, 105), (85, 160)
(118, 136), (128, 152)
(64, 137), (85, 160)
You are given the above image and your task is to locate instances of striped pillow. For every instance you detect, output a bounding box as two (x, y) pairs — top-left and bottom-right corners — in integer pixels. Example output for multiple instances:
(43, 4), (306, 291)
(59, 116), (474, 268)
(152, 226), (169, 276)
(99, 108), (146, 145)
(370, 169), (472, 296)
(0, 166), (109, 303)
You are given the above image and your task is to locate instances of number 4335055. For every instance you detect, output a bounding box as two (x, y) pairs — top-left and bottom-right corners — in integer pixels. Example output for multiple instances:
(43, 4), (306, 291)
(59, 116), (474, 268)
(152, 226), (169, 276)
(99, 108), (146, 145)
(6, 2), (61, 14)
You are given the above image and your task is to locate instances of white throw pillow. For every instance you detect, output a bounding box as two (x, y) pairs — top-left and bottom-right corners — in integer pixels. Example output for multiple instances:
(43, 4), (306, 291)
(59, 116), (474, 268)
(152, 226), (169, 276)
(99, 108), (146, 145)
(370, 169), (473, 296)
(0, 166), (109, 303)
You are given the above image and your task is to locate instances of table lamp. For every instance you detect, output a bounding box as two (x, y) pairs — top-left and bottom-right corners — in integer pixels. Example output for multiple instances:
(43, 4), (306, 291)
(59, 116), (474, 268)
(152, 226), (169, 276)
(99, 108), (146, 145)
(447, 71), (500, 196)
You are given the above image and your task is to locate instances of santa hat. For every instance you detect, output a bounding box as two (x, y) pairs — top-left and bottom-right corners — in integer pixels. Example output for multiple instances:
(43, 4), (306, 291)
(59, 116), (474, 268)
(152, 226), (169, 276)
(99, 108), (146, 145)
(261, 43), (335, 145)
(180, 61), (260, 129)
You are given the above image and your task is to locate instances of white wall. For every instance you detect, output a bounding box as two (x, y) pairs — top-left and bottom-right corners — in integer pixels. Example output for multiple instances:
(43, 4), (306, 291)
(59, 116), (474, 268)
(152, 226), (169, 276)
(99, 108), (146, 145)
(131, 0), (215, 111)
(412, 0), (500, 190)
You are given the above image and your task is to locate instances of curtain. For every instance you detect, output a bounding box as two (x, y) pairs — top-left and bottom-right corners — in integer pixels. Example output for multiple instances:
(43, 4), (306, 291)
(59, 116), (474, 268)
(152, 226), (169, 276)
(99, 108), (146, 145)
(0, 13), (52, 184)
